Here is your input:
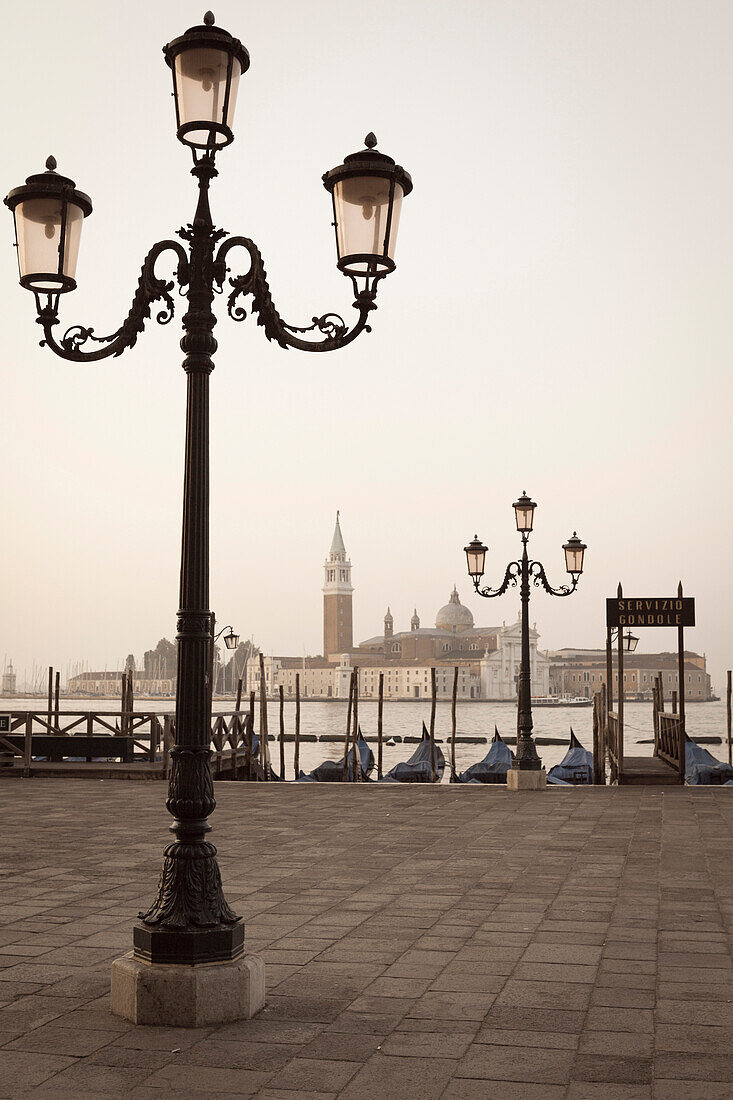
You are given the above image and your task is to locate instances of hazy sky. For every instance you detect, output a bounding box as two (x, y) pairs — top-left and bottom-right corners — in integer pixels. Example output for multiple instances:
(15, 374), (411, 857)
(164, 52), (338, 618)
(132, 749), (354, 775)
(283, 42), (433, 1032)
(2, 1), (732, 692)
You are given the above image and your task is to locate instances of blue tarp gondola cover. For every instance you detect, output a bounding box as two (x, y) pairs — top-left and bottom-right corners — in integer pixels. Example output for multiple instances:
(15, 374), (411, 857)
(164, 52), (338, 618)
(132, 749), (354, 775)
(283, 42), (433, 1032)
(685, 736), (733, 785)
(455, 727), (512, 784)
(547, 729), (593, 785)
(381, 723), (445, 783)
(297, 729), (374, 782)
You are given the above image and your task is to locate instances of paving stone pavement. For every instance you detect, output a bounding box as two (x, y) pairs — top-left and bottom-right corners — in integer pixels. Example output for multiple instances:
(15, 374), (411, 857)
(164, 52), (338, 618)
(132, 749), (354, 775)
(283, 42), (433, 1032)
(1, 780), (732, 1098)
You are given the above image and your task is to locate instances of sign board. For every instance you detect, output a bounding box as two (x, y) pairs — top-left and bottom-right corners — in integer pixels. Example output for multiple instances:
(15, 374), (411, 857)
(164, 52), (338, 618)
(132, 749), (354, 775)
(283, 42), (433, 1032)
(606, 597), (695, 629)
(0, 715), (10, 734)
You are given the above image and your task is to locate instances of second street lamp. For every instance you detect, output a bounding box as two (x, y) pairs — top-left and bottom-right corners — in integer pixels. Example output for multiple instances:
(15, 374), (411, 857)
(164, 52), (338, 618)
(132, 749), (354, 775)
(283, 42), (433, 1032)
(605, 626), (639, 722)
(5, 11), (412, 1025)
(464, 493), (586, 788)
(214, 625), (239, 652)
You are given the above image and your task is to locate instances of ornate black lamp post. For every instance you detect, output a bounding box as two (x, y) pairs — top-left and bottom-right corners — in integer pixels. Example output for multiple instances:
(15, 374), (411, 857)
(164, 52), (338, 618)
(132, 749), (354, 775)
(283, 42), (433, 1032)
(5, 10), (411, 1009)
(464, 493), (586, 776)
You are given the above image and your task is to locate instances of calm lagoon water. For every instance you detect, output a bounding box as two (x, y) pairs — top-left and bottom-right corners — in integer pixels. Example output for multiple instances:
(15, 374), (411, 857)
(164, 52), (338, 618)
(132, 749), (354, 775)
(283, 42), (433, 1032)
(11, 696), (728, 781)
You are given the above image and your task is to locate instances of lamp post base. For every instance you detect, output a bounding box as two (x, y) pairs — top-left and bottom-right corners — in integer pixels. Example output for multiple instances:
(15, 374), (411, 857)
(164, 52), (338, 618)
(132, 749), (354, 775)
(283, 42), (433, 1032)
(507, 768), (546, 791)
(110, 951), (266, 1027)
(133, 920), (244, 966)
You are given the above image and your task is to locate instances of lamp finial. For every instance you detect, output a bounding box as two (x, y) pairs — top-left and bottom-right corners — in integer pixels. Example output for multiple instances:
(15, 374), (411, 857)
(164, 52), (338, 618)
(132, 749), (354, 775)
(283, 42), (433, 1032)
(364, 132), (377, 149)
(45, 156), (57, 172)
(203, 10), (215, 25)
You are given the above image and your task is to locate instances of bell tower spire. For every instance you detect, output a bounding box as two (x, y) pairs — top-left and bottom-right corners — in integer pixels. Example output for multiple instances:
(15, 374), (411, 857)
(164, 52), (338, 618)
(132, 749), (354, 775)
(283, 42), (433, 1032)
(323, 511), (353, 659)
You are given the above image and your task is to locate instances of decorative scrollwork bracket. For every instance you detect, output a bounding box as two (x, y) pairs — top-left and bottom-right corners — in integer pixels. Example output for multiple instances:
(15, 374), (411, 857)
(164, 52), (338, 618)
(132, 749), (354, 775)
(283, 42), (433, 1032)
(35, 239), (189, 362)
(215, 235), (379, 352)
(529, 560), (578, 597)
(473, 560), (522, 600)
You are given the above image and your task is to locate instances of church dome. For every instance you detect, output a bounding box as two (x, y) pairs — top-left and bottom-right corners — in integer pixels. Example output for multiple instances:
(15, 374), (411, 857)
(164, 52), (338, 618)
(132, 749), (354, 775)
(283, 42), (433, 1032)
(435, 586), (474, 631)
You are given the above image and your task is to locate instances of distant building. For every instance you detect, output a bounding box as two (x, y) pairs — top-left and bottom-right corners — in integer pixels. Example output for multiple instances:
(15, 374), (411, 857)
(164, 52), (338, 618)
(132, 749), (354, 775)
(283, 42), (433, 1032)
(549, 649), (712, 701)
(67, 671), (174, 696)
(247, 653), (478, 701)
(323, 512), (353, 659)
(357, 586), (501, 663)
(246, 515), (551, 700)
(1, 660), (17, 696)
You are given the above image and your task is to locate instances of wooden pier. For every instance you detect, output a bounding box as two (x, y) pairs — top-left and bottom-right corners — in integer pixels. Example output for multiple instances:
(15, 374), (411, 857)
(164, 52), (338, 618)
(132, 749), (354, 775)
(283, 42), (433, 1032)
(599, 674), (685, 786)
(0, 710), (250, 780)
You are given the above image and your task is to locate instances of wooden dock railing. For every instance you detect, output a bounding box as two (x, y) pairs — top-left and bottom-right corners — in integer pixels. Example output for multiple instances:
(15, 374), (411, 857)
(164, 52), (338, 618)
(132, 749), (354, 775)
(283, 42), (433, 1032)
(592, 685), (607, 784)
(0, 710), (252, 779)
(653, 675), (686, 781)
(607, 711), (622, 784)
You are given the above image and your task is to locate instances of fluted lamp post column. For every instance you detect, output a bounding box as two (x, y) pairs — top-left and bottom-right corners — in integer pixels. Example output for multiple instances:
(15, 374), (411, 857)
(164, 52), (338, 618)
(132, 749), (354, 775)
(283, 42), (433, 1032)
(464, 494), (586, 790)
(5, 11), (412, 1027)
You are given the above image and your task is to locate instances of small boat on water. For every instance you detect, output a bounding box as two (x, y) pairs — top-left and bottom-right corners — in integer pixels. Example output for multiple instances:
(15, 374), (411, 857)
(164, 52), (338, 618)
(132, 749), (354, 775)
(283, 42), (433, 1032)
(547, 729), (593, 785)
(297, 728), (374, 782)
(531, 696), (592, 708)
(453, 727), (513, 784)
(685, 736), (733, 785)
(380, 723), (444, 783)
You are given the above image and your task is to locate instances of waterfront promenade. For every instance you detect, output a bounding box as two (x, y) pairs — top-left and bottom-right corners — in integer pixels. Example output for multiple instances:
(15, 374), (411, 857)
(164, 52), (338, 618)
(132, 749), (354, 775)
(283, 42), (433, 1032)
(1, 782), (732, 1097)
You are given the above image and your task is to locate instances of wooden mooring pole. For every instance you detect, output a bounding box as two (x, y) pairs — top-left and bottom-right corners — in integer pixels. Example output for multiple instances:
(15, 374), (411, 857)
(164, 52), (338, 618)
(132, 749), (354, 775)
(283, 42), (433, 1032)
(592, 692), (601, 785)
(259, 652), (271, 780)
(429, 667), (437, 782)
(352, 668), (360, 783)
(450, 666), (458, 781)
(377, 672), (384, 780)
(600, 681), (607, 782)
(53, 671), (60, 734)
(721, 664), (726, 770)
(342, 670), (355, 781)
(294, 673), (301, 779)
(279, 685), (285, 781)
(47, 666), (53, 734)
(247, 690), (255, 780)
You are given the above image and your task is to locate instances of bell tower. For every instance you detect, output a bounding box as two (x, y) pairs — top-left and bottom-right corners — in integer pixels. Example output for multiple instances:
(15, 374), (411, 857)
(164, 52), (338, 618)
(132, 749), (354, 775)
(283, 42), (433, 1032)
(323, 512), (354, 659)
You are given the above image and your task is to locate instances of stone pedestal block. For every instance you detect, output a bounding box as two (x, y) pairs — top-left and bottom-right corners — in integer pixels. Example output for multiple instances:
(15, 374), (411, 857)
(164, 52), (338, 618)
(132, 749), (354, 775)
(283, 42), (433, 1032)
(507, 768), (547, 790)
(110, 951), (265, 1027)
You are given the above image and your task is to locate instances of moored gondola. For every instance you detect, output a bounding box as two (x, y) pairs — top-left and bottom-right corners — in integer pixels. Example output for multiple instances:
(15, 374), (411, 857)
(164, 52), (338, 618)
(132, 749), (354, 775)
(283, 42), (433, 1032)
(453, 726), (513, 784)
(547, 728), (593, 785)
(685, 736), (733, 785)
(297, 728), (374, 782)
(380, 722), (445, 783)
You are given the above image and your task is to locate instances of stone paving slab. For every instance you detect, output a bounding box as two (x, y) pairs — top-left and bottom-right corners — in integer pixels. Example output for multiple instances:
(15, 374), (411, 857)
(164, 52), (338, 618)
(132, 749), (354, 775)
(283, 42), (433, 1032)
(0, 781), (732, 1097)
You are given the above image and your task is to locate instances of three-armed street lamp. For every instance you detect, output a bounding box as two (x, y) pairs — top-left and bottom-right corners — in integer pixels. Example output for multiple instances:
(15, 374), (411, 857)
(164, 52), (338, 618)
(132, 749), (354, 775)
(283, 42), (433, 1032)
(464, 493), (586, 788)
(6, 12), (411, 1025)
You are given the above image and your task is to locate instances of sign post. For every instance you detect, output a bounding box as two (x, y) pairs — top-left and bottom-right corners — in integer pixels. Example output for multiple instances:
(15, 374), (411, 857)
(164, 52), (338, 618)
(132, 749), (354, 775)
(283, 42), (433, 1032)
(605, 596), (695, 629)
(606, 583), (695, 783)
